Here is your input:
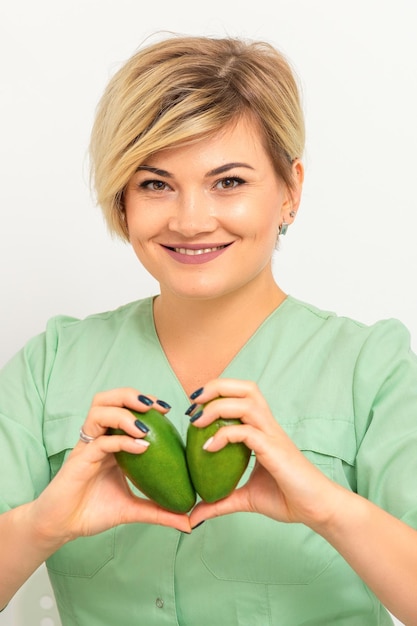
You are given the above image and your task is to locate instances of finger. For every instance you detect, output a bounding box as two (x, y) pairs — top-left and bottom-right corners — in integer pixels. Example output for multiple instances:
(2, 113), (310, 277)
(81, 405), (151, 441)
(188, 394), (276, 433)
(90, 387), (160, 410)
(73, 428), (151, 461)
(201, 423), (265, 454)
(82, 388), (169, 439)
(91, 388), (171, 415)
(189, 378), (261, 405)
(122, 497), (192, 534)
(190, 487), (248, 527)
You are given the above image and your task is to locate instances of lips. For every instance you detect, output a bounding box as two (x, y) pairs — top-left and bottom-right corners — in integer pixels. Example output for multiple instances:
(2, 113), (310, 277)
(162, 242), (232, 265)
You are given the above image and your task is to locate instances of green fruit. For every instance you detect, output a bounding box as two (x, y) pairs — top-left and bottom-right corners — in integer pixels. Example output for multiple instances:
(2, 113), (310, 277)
(109, 408), (196, 514)
(186, 415), (251, 503)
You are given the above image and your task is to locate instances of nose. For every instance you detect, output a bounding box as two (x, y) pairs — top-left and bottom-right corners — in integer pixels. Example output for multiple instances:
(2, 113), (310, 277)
(167, 190), (217, 237)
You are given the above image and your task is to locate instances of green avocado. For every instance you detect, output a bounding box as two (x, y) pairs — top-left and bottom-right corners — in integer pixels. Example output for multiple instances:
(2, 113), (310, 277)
(109, 408), (196, 514)
(186, 413), (251, 503)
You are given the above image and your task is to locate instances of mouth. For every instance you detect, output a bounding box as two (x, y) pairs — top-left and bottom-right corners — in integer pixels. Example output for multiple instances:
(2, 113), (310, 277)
(168, 244), (229, 256)
(161, 242), (233, 264)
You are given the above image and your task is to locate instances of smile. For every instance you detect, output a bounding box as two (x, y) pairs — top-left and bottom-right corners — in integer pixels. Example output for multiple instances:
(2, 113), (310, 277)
(173, 245), (227, 256)
(162, 243), (232, 265)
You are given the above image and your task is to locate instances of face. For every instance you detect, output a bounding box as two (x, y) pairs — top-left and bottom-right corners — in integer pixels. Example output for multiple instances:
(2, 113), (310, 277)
(124, 116), (302, 303)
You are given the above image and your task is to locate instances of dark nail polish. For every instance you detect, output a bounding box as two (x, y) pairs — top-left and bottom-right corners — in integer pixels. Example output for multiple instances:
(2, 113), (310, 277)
(190, 387), (204, 400)
(156, 399), (171, 409)
(138, 394), (153, 406)
(185, 403), (197, 416)
(135, 419), (150, 433)
(189, 409), (203, 423)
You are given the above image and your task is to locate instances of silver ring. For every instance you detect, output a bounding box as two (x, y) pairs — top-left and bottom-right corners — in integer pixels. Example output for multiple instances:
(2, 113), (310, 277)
(79, 427), (96, 444)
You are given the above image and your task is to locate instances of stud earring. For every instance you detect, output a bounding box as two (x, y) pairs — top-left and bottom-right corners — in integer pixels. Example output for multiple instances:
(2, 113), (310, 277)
(278, 209), (297, 236)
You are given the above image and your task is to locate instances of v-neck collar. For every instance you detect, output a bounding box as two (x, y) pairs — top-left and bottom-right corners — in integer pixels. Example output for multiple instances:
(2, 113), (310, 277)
(145, 295), (293, 402)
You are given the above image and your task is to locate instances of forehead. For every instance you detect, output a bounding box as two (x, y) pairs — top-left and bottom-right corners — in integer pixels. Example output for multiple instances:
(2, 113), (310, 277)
(144, 115), (271, 168)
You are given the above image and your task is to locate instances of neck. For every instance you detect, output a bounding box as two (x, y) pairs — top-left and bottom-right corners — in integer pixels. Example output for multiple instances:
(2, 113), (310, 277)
(153, 271), (286, 346)
(151, 270), (286, 396)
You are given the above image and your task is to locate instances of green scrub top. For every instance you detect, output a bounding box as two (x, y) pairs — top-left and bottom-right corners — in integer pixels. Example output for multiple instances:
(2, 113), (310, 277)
(1, 295), (416, 625)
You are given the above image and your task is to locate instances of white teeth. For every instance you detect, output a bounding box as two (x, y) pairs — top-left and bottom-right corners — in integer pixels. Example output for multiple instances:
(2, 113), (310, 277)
(174, 246), (225, 255)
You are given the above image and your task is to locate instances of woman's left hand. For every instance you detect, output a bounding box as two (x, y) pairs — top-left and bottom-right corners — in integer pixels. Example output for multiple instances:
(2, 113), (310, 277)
(188, 378), (345, 531)
(188, 379), (417, 626)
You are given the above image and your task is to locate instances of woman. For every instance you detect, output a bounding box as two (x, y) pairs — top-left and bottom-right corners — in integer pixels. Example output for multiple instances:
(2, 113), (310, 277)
(1, 34), (416, 626)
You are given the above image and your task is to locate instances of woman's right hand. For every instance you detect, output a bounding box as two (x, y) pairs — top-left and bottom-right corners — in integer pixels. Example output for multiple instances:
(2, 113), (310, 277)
(28, 388), (191, 547)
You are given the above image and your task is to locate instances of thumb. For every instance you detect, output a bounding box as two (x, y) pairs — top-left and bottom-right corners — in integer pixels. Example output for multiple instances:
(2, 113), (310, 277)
(190, 488), (247, 528)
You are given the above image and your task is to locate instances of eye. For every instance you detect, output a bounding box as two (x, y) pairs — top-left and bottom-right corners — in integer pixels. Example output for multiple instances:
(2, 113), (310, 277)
(138, 179), (170, 191)
(215, 176), (246, 190)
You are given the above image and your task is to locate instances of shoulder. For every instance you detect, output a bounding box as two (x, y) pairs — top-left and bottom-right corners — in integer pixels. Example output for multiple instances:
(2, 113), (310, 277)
(41, 297), (153, 345)
(285, 295), (411, 349)
(0, 297), (155, 406)
(10, 298), (154, 379)
(289, 296), (416, 392)
(46, 297), (152, 332)
(279, 296), (416, 388)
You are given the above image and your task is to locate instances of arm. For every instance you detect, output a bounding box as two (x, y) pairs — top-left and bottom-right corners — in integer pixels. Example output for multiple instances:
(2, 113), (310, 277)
(0, 503), (64, 610)
(0, 323), (192, 608)
(0, 388), (191, 609)
(188, 378), (417, 626)
(316, 487), (417, 626)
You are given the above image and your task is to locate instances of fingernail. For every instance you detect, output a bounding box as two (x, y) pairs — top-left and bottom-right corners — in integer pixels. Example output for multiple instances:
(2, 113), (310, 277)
(135, 439), (150, 447)
(156, 399), (171, 409)
(203, 436), (214, 450)
(134, 419), (150, 433)
(189, 387), (204, 400)
(185, 402), (197, 416)
(189, 409), (203, 423)
(138, 394), (153, 406)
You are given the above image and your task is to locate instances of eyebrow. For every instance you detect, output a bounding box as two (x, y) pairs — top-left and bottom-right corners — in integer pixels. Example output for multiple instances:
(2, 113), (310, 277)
(136, 165), (172, 177)
(136, 162), (255, 178)
(206, 162), (255, 176)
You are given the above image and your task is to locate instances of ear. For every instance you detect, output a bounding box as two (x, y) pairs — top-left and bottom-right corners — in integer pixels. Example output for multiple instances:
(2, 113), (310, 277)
(282, 159), (304, 224)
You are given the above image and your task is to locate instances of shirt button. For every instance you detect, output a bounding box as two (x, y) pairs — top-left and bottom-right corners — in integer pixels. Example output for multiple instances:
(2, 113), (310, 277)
(155, 598), (164, 609)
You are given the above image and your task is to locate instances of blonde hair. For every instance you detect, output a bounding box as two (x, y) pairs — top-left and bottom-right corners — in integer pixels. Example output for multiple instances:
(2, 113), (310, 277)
(89, 34), (305, 240)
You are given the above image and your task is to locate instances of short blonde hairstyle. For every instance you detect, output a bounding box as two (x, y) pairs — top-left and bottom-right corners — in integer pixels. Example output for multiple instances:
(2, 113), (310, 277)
(89, 34), (305, 240)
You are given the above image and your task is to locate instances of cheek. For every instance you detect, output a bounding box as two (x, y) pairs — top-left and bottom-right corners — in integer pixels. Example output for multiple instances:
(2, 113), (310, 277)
(253, 205), (280, 241)
(124, 192), (154, 236)
(125, 208), (161, 242)
(228, 197), (279, 232)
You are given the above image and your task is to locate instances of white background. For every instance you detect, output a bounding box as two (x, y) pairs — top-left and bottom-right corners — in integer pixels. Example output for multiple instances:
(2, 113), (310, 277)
(0, 1), (415, 624)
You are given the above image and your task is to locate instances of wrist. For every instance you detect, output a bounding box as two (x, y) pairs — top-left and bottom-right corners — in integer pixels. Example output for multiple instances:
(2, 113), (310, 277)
(308, 483), (368, 541)
(18, 500), (71, 554)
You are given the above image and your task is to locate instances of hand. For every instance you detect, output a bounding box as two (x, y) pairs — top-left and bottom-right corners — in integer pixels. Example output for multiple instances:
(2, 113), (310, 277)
(29, 388), (191, 547)
(188, 379), (344, 531)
